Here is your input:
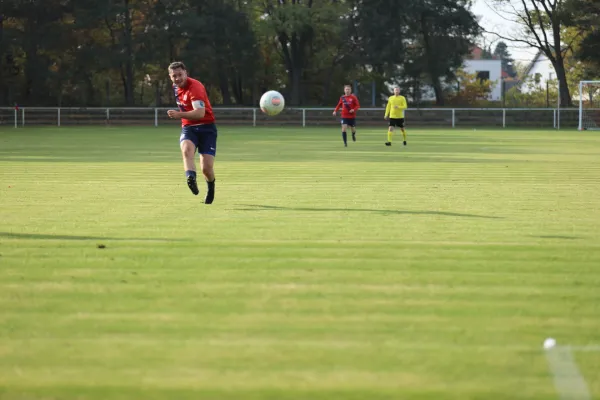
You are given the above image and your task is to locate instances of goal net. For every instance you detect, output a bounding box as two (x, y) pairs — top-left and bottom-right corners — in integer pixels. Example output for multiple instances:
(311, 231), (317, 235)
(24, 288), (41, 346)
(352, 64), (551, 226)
(579, 81), (600, 130)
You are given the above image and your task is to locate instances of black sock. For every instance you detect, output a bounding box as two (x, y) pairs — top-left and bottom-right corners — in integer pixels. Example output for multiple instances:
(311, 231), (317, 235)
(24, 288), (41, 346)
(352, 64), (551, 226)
(186, 170), (196, 179)
(204, 179), (215, 204)
(342, 131), (347, 145)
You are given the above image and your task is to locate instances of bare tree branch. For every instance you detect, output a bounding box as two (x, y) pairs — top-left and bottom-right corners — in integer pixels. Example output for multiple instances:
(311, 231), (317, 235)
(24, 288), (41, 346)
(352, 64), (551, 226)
(518, 0), (555, 62)
(482, 27), (544, 51)
(538, 0), (554, 20)
(528, 0), (553, 56)
(491, 0), (572, 105)
(481, 0), (520, 22)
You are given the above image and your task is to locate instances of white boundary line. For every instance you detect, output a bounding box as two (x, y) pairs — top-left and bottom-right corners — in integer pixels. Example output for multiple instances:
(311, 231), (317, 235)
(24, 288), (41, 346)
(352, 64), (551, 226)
(567, 345), (600, 352)
(545, 344), (592, 400)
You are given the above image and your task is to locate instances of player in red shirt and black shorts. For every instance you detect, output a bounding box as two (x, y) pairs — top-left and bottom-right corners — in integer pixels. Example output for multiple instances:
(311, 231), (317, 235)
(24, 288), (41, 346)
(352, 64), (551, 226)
(332, 84), (361, 147)
(167, 62), (217, 204)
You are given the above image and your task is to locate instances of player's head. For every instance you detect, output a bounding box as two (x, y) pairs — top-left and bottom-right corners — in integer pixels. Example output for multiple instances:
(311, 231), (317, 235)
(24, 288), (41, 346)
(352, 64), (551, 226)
(393, 86), (400, 95)
(344, 85), (352, 95)
(168, 61), (189, 87)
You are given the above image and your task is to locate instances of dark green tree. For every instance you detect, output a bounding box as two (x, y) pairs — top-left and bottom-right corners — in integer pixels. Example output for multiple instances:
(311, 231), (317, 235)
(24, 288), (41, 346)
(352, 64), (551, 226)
(407, 0), (481, 105)
(493, 41), (517, 78)
(1, 0), (76, 105)
(180, 0), (259, 105)
(565, 0), (600, 74)
(255, 0), (350, 105)
(350, 0), (409, 104)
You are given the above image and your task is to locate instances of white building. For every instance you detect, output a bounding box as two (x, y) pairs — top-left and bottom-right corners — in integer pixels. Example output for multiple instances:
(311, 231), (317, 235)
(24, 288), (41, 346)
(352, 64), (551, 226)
(520, 50), (557, 93)
(384, 56), (502, 102)
(382, 46), (504, 102)
(462, 59), (502, 100)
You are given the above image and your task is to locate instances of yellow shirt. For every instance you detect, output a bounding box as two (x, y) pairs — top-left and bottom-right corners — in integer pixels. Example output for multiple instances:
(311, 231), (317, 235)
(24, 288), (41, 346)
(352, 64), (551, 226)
(385, 95), (408, 119)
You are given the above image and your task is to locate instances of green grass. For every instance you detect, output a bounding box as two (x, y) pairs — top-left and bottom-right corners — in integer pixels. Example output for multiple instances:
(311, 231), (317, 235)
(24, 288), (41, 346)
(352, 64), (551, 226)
(1, 126), (599, 400)
(576, 351), (600, 399)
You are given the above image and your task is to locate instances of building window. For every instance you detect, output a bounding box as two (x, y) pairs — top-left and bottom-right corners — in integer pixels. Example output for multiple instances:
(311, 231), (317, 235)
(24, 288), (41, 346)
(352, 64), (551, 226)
(476, 71), (490, 82)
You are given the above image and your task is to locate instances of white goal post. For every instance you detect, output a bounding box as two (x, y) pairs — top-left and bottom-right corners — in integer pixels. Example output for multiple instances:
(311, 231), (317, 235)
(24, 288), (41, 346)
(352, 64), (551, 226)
(578, 80), (600, 130)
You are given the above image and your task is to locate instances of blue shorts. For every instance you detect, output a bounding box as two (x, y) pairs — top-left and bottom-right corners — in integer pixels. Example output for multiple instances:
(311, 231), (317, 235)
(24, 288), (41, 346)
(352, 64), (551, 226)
(341, 118), (356, 127)
(180, 124), (218, 156)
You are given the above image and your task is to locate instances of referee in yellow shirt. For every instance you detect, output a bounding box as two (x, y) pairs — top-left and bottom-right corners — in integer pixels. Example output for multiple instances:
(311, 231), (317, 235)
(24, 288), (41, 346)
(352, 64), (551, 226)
(384, 86), (408, 146)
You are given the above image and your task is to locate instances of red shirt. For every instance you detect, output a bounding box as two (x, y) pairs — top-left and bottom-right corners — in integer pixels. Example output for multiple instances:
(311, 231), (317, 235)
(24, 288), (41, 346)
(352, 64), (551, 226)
(173, 77), (215, 126)
(334, 94), (360, 119)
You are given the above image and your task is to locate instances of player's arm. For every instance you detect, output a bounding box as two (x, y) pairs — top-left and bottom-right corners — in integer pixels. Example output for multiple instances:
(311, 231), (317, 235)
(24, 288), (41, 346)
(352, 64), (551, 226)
(384, 101), (391, 119)
(170, 84), (208, 120)
(333, 99), (342, 115)
(351, 95), (360, 113)
(169, 101), (205, 120)
(400, 96), (408, 110)
(179, 100), (206, 120)
(167, 99), (206, 120)
(186, 85), (209, 119)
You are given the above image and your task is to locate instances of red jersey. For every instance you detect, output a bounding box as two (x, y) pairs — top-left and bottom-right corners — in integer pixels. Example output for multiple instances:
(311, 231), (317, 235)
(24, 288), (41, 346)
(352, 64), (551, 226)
(173, 77), (215, 126)
(334, 94), (360, 119)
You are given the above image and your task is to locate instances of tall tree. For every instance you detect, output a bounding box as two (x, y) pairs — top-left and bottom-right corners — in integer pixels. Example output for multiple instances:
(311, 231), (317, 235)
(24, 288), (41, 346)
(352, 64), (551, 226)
(74, 0), (152, 105)
(0, 13), (19, 105)
(355, 0), (478, 105)
(408, 0), (480, 105)
(180, 0), (258, 105)
(1, 0), (76, 105)
(106, 0), (148, 106)
(256, 0), (348, 105)
(565, 0), (600, 73)
(301, 2), (359, 105)
(147, 0), (184, 61)
(351, 0), (409, 102)
(480, 46), (494, 59)
(493, 41), (517, 77)
(489, 0), (579, 106)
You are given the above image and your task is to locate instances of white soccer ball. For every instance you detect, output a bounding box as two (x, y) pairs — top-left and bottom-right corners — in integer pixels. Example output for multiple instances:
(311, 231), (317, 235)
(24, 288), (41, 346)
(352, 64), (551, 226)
(543, 338), (556, 349)
(259, 90), (285, 116)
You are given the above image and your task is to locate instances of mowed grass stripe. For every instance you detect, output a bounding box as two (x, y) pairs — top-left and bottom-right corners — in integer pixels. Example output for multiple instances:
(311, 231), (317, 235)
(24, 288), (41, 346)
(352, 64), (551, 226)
(1, 127), (599, 399)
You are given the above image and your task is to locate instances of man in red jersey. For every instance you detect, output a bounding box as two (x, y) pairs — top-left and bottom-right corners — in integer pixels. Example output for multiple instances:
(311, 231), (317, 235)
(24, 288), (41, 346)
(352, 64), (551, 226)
(332, 84), (360, 147)
(167, 61), (217, 204)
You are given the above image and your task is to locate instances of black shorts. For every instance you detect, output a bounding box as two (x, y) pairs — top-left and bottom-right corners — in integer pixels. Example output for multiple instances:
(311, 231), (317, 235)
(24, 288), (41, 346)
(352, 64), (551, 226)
(180, 123), (218, 156)
(389, 118), (405, 128)
(341, 118), (356, 127)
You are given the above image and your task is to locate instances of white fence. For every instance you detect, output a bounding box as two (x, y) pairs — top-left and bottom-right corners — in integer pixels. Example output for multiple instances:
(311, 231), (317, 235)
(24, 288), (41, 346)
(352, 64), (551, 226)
(0, 107), (581, 129)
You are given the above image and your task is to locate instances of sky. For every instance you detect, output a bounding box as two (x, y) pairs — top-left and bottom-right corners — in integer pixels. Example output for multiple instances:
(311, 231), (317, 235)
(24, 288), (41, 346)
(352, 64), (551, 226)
(470, 0), (541, 66)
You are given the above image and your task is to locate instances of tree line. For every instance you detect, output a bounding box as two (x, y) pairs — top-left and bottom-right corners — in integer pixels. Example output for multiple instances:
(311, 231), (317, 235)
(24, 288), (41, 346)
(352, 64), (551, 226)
(490, 0), (600, 107)
(0, 0), (597, 108)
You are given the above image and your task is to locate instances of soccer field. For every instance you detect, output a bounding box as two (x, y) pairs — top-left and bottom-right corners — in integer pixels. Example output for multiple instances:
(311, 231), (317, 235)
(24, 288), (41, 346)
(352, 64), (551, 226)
(1, 126), (599, 400)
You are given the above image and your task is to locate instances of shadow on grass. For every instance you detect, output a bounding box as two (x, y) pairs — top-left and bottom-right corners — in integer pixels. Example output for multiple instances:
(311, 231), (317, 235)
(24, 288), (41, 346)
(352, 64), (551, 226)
(0, 232), (188, 242)
(235, 204), (501, 219)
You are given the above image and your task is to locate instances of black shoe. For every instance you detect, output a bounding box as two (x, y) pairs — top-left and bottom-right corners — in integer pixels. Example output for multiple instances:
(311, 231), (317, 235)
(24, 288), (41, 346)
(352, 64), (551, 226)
(204, 181), (215, 204)
(344, 143), (347, 147)
(403, 141), (407, 146)
(187, 176), (199, 195)
(385, 142), (392, 146)
(352, 133), (356, 142)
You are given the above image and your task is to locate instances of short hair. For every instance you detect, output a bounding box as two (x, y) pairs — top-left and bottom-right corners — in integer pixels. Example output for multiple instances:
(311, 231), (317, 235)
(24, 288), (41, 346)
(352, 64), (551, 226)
(344, 84), (352, 88)
(168, 61), (187, 71)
